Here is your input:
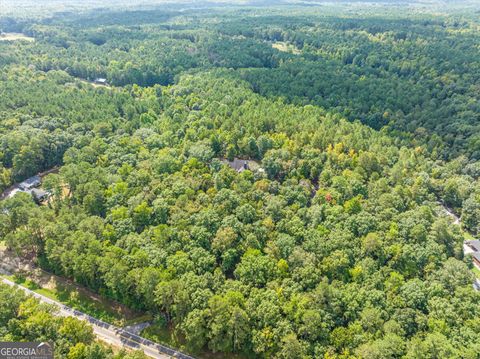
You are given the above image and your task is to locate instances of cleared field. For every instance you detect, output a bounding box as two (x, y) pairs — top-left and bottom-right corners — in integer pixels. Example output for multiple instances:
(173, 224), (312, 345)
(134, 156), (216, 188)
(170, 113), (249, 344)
(0, 32), (35, 42)
(271, 41), (301, 55)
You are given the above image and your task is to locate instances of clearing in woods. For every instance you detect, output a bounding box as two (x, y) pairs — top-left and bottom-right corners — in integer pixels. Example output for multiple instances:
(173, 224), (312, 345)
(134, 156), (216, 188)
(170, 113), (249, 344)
(0, 32), (35, 42)
(271, 41), (301, 54)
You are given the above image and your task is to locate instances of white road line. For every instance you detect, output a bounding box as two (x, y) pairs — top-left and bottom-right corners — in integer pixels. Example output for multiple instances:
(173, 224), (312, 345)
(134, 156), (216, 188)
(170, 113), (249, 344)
(1, 278), (194, 359)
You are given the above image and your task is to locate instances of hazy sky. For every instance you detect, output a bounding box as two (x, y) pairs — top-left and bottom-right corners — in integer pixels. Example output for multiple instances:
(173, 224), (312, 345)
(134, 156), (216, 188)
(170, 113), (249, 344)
(2, 0), (478, 18)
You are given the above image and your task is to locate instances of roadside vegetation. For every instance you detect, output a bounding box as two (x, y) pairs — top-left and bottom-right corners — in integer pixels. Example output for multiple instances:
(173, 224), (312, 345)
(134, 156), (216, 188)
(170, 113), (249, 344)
(0, 283), (147, 358)
(141, 321), (249, 359)
(6, 272), (139, 325)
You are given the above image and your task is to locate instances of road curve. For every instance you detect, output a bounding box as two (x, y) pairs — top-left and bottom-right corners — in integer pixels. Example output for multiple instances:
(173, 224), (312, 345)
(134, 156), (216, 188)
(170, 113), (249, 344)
(1, 278), (195, 359)
(440, 203), (461, 225)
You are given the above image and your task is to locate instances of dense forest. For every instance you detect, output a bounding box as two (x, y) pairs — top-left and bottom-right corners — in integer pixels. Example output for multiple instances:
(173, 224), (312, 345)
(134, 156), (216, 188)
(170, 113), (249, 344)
(1, 1), (480, 358)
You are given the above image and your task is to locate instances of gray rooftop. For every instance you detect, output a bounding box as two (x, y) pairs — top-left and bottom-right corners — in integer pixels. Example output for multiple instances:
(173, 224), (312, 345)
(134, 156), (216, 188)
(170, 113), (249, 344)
(19, 175), (41, 189)
(467, 240), (480, 252)
(31, 188), (48, 198)
(227, 158), (249, 172)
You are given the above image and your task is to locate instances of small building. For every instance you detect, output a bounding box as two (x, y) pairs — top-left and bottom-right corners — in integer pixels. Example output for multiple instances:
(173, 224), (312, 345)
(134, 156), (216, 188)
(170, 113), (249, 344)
(464, 240), (480, 255)
(222, 158), (263, 174)
(473, 253), (480, 269)
(31, 188), (49, 203)
(228, 158), (250, 173)
(94, 78), (108, 85)
(19, 175), (41, 191)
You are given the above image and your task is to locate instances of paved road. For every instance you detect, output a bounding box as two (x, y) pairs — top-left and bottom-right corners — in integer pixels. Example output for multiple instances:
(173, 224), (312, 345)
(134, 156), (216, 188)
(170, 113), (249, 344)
(440, 203), (461, 225)
(1, 278), (195, 359)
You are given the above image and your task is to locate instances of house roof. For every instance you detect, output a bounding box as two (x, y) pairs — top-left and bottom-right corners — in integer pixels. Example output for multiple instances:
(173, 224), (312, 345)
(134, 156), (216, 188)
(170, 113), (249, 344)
(467, 240), (480, 252)
(31, 188), (48, 198)
(222, 158), (252, 172)
(19, 175), (41, 188)
(228, 158), (249, 172)
(473, 252), (480, 263)
(220, 158), (264, 173)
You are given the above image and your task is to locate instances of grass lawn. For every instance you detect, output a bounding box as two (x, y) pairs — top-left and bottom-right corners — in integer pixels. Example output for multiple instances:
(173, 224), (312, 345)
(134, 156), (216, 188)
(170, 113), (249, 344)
(141, 323), (177, 348)
(463, 231), (475, 241)
(472, 266), (480, 279)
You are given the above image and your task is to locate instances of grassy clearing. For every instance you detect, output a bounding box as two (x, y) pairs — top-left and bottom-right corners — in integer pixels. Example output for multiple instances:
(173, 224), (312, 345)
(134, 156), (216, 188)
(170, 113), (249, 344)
(464, 231), (475, 241)
(0, 33), (35, 42)
(141, 323), (176, 348)
(0, 247), (149, 327)
(472, 266), (480, 279)
(272, 41), (301, 55)
(10, 273), (130, 325)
